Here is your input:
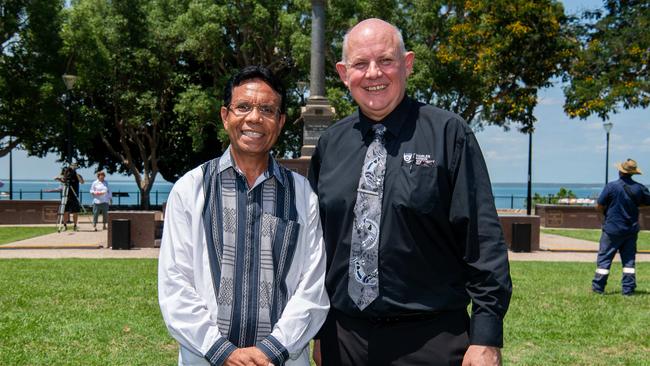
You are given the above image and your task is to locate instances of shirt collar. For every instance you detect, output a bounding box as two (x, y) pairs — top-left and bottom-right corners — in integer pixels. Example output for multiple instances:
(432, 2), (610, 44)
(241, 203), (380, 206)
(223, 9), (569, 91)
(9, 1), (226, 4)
(620, 175), (635, 184)
(217, 145), (285, 186)
(358, 96), (412, 139)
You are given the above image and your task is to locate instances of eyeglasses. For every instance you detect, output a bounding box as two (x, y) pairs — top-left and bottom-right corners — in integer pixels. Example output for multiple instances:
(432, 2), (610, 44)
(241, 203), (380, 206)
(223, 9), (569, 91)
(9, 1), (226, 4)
(228, 102), (280, 119)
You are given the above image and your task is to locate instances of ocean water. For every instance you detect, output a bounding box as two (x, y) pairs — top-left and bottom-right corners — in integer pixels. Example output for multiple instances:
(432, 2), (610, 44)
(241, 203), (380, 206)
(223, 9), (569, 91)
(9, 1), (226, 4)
(0, 179), (173, 206)
(491, 183), (605, 209)
(0, 179), (615, 209)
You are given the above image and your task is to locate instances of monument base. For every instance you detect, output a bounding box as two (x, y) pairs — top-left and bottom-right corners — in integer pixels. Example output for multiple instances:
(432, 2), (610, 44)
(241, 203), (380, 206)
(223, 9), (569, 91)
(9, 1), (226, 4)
(278, 158), (311, 178)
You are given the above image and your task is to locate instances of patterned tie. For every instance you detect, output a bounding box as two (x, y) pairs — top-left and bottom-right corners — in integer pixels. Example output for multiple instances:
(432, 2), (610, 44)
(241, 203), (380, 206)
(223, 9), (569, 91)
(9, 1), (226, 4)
(348, 124), (387, 310)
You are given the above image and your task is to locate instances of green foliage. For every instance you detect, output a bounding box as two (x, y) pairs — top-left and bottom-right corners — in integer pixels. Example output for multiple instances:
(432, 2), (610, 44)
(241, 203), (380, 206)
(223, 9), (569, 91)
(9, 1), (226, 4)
(405, 0), (575, 132)
(533, 186), (578, 204)
(0, 0), (66, 157)
(5, 0), (578, 184)
(564, 0), (650, 120)
(0, 226), (57, 245)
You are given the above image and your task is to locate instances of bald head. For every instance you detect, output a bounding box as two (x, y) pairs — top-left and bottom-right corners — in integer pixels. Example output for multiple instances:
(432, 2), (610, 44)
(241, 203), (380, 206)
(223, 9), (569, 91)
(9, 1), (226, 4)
(335, 18), (415, 121)
(341, 18), (407, 63)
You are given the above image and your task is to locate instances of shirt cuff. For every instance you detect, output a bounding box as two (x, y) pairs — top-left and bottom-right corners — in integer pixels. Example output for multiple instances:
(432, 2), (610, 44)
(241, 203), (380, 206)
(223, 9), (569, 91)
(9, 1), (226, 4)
(257, 335), (289, 365)
(469, 313), (504, 347)
(205, 337), (237, 366)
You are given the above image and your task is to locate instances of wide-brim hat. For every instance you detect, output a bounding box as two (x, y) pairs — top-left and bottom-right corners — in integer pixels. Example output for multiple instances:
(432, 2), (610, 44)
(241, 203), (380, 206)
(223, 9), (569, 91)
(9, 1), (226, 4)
(617, 159), (642, 175)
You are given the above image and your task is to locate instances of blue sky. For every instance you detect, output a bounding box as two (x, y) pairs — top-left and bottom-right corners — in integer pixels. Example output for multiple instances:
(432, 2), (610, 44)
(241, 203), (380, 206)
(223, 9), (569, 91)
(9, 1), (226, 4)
(1, 0), (647, 185)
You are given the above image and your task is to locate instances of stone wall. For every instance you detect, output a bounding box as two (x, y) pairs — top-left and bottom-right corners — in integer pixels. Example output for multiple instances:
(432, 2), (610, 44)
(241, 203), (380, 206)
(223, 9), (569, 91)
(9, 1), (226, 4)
(108, 211), (163, 248)
(0, 200), (60, 224)
(536, 204), (650, 230)
(498, 214), (540, 252)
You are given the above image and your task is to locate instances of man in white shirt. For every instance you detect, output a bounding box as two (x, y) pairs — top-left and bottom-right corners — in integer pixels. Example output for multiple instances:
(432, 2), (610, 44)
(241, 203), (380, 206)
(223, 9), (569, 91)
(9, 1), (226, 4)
(158, 66), (329, 366)
(89, 170), (111, 231)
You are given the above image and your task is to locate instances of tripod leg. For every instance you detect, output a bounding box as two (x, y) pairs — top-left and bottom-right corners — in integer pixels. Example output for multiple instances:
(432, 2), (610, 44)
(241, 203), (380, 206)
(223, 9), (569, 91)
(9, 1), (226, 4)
(57, 184), (69, 233)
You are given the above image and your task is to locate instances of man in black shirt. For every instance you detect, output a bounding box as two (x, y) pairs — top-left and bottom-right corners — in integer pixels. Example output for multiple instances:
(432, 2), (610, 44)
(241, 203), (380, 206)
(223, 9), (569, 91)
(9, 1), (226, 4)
(308, 18), (512, 366)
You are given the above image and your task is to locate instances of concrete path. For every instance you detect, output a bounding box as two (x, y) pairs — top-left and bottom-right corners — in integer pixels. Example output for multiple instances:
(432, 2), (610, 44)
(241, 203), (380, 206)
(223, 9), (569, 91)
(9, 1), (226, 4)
(0, 222), (158, 258)
(1, 223), (649, 262)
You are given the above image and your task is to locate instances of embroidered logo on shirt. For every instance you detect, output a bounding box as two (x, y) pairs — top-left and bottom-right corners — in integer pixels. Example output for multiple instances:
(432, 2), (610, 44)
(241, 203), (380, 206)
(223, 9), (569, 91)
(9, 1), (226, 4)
(403, 153), (415, 164)
(404, 153), (436, 167)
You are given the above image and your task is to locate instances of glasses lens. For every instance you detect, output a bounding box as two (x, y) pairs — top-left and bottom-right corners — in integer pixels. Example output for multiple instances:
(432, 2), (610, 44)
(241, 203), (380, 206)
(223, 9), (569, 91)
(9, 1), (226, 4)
(230, 103), (278, 118)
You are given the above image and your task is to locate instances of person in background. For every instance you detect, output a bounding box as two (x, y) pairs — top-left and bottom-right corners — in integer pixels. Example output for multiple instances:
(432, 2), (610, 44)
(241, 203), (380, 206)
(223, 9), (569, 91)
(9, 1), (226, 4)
(309, 18), (511, 366)
(158, 65), (329, 366)
(56, 163), (85, 231)
(90, 170), (111, 231)
(593, 159), (650, 296)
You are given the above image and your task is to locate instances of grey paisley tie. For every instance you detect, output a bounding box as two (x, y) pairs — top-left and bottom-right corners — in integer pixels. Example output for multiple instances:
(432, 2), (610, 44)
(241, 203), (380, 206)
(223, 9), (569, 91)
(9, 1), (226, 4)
(348, 124), (386, 310)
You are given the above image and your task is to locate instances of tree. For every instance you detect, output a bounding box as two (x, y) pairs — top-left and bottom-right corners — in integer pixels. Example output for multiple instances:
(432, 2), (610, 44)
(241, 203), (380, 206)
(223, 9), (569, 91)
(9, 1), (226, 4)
(62, 0), (190, 208)
(0, 0), (65, 158)
(55, 0), (577, 202)
(152, 0), (310, 177)
(564, 0), (650, 120)
(313, 1), (576, 132)
(61, 0), (310, 206)
(405, 0), (575, 132)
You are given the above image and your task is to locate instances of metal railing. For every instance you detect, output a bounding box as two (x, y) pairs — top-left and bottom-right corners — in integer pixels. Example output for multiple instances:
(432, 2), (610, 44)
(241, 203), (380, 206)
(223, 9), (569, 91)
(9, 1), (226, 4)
(1, 191), (595, 210)
(493, 194), (596, 209)
(0, 189), (170, 207)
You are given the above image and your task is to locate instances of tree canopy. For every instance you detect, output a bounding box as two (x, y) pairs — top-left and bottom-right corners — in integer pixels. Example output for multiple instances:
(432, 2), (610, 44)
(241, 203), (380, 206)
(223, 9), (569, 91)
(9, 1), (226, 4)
(0, 0), (65, 157)
(564, 0), (650, 120)
(1, 0), (602, 208)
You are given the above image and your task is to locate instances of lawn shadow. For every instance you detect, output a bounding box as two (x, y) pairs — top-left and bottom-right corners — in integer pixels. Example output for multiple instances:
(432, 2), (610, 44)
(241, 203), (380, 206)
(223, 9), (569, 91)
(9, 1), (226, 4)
(600, 289), (649, 297)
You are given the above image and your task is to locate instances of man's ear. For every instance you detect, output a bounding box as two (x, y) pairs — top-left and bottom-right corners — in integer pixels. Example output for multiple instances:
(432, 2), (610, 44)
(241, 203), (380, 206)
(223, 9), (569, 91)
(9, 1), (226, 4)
(404, 51), (415, 76)
(336, 62), (349, 87)
(220, 106), (229, 128)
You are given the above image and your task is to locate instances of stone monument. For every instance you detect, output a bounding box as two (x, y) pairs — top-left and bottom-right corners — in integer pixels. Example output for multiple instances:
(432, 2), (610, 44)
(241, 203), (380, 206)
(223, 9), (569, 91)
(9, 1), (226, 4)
(280, 0), (335, 176)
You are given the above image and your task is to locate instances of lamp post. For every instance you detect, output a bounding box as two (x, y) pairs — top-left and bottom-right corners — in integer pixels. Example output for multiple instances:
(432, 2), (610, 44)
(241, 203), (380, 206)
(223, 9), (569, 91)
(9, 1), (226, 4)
(62, 73), (78, 164)
(9, 137), (13, 200)
(526, 130), (533, 215)
(603, 122), (613, 186)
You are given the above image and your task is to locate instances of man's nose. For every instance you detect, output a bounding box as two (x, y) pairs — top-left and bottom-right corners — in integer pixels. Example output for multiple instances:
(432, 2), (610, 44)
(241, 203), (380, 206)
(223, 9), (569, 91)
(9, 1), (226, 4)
(245, 106), (264, 122)
(365, 60), (383, 78)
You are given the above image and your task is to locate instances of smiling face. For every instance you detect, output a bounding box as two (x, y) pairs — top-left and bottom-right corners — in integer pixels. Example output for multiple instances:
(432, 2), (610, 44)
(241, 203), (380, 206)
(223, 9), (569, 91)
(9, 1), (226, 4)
(220, 78), (286, 162)
(336, 19), (414, 121)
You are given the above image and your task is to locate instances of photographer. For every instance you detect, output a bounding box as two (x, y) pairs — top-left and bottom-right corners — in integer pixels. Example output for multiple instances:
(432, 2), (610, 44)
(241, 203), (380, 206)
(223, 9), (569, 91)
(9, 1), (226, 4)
(56, 163), (85, 231)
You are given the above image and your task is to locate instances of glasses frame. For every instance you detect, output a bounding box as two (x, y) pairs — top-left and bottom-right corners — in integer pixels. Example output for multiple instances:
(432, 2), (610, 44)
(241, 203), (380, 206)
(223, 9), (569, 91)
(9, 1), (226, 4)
(227, 102), (281, 119)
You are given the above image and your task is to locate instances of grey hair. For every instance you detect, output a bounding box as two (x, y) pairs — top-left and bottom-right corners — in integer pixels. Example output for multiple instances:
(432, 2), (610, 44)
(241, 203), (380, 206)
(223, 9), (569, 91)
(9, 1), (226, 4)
(341, 20), (407, 63)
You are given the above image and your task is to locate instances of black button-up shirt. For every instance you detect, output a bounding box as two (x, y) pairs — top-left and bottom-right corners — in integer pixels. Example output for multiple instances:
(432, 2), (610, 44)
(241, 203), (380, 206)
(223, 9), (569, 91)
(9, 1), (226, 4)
(308, 97), (512, 347)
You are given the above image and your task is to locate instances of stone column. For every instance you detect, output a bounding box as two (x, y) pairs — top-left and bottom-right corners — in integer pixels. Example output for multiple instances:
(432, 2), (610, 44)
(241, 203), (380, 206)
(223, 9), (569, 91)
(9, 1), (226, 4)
(300, 0), (335, 158)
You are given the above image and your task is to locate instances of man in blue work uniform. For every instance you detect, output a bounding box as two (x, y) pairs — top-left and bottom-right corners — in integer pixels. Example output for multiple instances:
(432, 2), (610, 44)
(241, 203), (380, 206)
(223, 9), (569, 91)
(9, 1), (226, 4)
(593, 159), (650, 295)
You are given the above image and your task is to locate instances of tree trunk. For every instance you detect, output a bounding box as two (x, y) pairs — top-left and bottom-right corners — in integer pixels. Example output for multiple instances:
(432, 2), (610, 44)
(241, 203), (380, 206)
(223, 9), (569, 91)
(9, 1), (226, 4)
(0, 137), (20, 158)
(139, 185), (152, 210)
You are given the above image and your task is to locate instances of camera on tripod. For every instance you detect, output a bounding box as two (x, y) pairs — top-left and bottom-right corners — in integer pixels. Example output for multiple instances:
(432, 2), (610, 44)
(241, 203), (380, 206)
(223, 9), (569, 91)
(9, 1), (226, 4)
(56, 163), (79, 186)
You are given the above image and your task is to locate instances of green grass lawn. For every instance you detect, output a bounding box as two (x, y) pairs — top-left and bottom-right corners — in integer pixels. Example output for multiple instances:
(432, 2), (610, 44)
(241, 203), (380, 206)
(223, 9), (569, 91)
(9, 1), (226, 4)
(542, 228), (650, 251)
(0, 226), (58, 245)
(0, 260), (648, 365)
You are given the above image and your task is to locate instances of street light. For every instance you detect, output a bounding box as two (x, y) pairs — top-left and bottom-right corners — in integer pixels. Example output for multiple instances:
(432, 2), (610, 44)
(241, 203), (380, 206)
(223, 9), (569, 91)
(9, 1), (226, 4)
(603, 121), (613, 186)
(62, 73), (78, 164)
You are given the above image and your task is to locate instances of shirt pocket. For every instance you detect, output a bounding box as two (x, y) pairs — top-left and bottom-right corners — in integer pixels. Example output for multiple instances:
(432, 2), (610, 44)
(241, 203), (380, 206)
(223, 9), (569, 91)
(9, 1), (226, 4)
(396, 163), (439, 214)
(260, 213), (301, 321)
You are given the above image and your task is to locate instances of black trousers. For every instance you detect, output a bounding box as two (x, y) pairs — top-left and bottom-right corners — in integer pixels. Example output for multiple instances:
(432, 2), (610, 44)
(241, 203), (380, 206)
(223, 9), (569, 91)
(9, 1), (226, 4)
(320, 309), (469, 366)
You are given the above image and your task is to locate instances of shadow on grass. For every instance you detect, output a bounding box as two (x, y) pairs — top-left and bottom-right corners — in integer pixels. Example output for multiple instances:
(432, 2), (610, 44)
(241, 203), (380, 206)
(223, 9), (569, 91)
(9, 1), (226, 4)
(599, 289), (649, 297)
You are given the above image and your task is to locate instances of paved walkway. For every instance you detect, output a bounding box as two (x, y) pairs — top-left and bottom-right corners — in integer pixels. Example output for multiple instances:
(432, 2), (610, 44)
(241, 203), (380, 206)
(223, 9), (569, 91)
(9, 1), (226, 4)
(1, 223), (649, 262)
